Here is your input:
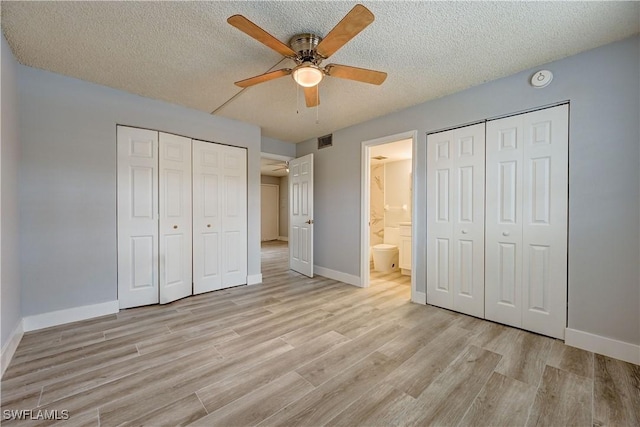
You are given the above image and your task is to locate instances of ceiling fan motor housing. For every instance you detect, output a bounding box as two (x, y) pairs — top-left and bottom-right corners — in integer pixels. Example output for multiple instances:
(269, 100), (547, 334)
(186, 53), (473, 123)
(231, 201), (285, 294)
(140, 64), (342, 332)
(289, 33), (323, 64)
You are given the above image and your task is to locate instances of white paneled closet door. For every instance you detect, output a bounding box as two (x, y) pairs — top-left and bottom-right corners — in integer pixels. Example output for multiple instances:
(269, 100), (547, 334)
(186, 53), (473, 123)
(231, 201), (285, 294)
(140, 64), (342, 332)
(192, 140), (222, 294)
(486, 104), (568, 339)
(220, 145), (248, 287)
(427, 123), (485, 317)
(158, 133), (193, 304)
(117, 127), (160, 309)
(192, 140), (247, 293)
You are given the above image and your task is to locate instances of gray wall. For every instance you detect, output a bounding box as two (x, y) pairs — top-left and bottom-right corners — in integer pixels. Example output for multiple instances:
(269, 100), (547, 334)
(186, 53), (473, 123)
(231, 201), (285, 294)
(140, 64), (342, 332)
(18, 65), (261, 317)
(1, 35), (22, 349)
(297, 36), (640, 345)
(261, 136), (296, 157)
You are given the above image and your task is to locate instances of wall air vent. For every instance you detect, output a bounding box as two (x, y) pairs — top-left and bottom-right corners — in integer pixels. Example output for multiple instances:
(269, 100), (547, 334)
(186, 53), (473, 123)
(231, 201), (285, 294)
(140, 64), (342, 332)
(317, 134), (333, 149)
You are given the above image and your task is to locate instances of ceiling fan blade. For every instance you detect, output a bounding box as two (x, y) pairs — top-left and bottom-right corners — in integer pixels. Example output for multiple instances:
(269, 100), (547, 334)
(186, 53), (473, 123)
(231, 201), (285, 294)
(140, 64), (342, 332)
(235, 69), (292, 88)
(228, 15), (297, 58)
(316, 4), (374, 58)
(304, 85), (320, 107)
(325, 64), (387, 85)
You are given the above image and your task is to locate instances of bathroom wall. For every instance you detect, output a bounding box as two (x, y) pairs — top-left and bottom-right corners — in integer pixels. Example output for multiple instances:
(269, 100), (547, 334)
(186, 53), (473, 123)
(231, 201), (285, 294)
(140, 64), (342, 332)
(370, 164), (385, 245)
(384, 160), (412, 227)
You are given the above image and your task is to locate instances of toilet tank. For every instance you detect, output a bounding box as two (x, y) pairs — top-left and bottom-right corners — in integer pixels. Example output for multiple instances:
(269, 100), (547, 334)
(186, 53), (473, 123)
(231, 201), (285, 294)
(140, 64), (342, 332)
(383, 227), (400, 245)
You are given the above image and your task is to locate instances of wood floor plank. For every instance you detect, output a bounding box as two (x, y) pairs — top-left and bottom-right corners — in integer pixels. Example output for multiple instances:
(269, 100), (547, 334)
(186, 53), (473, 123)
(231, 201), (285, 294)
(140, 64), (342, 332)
(98, 338), (293, 426)
(259, 352), (401, 426)
(121, 393), (207, 427)
(383, 325), (475, 397)
(494, 330), (554, 386)
(325, 383), (415, 427)
(547, 340), (594, 379)
(198, 331), (349, 413)
(399, 345), (502, 426)
(459, 372), (536, 427)
(192, 372), (314, 426)
(295, 322), (406, 387)
(593, 354), (640, 427)
(526, 365), (592, 427)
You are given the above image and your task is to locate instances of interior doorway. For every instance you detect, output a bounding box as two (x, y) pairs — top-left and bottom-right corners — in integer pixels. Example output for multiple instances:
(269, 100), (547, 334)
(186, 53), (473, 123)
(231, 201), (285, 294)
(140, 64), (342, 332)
(361, 131), (417, 302)
(260, 153), (292, 273)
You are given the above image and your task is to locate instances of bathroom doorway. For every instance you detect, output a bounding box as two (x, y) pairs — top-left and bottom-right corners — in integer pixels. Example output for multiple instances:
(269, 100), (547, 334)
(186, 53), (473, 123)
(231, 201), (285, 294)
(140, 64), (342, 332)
(361, 131), (417, 302)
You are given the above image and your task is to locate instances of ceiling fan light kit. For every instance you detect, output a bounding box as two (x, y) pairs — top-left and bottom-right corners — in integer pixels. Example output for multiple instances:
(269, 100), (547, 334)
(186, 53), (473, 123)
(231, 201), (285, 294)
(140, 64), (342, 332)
(292, 62), (324, 87)
(227, 4), (387, 107)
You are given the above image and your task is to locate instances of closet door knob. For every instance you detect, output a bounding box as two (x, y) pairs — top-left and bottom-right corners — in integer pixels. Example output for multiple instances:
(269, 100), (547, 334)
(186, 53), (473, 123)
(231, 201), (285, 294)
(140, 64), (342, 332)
(502, 231), (510, 236)
(207, 224), (211, 228)
(173, 225), (178, 229)
(461, 229), (468, 234)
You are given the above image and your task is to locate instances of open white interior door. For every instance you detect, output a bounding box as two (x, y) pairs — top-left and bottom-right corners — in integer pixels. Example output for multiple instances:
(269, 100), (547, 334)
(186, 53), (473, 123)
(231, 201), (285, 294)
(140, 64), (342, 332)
(289, 153), (314, 277)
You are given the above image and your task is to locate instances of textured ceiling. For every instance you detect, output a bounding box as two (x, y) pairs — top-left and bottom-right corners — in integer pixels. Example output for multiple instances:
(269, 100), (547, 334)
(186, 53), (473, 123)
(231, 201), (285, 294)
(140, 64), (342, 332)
(2, 1), (639, 143)
(371, 138), (412, 164)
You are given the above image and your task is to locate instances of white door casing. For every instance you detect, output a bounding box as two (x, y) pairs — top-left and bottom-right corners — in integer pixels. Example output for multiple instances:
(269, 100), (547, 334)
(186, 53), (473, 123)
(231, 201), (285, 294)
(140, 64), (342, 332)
(427, 124), (485, 317)
(261, 184), (279, 241)
(117, 126), (159, 309)
(159, 132), (192, 304)
(486, 104), (568, 339)
(289, 153), (314, 277)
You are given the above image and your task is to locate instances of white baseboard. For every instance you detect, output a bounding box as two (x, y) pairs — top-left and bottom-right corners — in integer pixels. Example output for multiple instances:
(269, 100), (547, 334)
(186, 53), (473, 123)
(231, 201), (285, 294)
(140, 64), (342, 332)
(412, 291), (427, 305)
(1, 320), (24, 378)
(565, 328), (640, 365)
(278, 236), (288, 242)
(247, 274), (262, 286)
(23, 300), (119, 332)
(314, 265), (362, 287)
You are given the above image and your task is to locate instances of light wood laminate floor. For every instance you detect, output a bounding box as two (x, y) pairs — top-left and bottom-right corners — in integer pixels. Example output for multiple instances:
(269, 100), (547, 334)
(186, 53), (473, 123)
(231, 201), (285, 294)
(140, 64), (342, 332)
(1, 240), (638, 426)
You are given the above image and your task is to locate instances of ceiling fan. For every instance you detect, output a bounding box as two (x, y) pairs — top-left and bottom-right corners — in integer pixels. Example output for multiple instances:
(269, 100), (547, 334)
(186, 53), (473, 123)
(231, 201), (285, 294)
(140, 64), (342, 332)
(228, 4), (387, 108)
(268, 160), (289, 172)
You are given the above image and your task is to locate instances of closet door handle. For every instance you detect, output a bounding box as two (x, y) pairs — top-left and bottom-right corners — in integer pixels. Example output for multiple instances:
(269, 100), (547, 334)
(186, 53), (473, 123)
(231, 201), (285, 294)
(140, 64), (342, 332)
(461, 229), (468, 234)
(173, 225), (178, 229)
(502, 231), (510, 236)
(207, 224), (211, 228)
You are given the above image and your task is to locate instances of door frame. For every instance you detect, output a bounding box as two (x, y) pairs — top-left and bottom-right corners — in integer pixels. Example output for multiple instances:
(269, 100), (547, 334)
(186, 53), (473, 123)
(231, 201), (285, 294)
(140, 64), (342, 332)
(361, 130), (418, 303)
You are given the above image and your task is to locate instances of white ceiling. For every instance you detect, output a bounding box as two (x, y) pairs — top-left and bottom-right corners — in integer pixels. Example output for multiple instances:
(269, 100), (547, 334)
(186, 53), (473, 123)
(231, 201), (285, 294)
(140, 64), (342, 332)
(371, 138), (412, 164)
(2, 1), (638, 143)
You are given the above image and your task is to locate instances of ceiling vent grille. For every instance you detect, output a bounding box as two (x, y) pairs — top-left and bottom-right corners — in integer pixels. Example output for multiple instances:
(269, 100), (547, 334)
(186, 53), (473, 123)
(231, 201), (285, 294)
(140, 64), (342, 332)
(318, 134), (333, 149)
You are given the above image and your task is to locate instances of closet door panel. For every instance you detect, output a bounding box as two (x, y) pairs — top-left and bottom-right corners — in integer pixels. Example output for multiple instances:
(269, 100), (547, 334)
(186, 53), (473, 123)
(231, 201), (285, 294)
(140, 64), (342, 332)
(427, 130), (455, 310)
(159, 133), (192, 304)
(521, 105), (568, 339)
(486, 116), (523, 328)
(221, 146), (248, 287)
(193, 140), (222, 293)
(452, 124), (485, 318)
(117, 127), (159, 308)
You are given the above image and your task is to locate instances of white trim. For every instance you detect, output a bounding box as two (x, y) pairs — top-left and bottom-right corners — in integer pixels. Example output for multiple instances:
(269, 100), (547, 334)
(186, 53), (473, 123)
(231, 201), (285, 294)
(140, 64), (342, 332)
(314, 265), (362, 287)
(247, 274), (263, 285)
(412, 291), (427, 305)
(23, 301), (119, 332)
(360, 131), (418, 303)
(565, 328), (640, 365)
(1, 320), (24, 378)
(278, 236), (289, 242)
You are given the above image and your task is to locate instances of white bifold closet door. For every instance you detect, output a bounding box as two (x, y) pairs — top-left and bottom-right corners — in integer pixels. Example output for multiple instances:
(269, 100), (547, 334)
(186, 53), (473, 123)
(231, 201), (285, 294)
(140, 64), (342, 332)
(117, 127), (160, 309)
(158, 133), (192, 304)
(485, 104), (568, 339)
(192, 140), (247, 294)
(427, 123), (485, 318)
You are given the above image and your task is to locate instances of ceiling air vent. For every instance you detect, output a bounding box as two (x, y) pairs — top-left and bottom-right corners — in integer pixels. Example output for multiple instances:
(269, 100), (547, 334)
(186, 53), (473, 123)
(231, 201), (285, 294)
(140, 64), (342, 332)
(318, 134), (333, 149)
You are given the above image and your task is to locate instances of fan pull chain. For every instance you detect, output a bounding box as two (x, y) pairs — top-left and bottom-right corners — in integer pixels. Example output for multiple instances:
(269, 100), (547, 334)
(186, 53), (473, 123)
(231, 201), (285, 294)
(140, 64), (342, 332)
(296, 83), (300, 114)
(316, 85), (320, 124)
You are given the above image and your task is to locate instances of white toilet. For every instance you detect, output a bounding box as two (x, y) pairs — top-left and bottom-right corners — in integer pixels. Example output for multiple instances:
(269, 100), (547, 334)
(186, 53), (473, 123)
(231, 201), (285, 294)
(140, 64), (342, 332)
(372, 227), (399, 272)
